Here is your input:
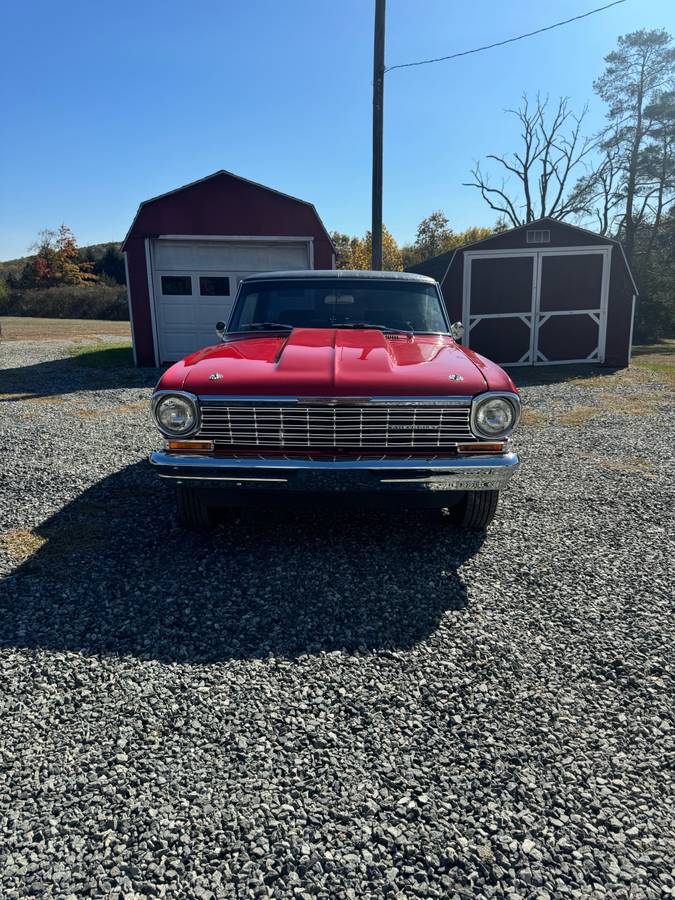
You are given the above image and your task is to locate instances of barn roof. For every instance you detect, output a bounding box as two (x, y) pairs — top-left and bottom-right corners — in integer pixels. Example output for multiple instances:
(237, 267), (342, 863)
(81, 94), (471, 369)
(406, 217), (638, 294)
(122, 169), (334, 251)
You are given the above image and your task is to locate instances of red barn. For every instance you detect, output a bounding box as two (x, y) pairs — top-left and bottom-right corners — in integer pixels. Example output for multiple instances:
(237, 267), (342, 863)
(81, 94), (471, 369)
(122, 171), (334, 365)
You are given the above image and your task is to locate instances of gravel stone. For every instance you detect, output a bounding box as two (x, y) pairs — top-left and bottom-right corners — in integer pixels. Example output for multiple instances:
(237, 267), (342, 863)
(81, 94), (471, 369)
(0, 338), (673, 898)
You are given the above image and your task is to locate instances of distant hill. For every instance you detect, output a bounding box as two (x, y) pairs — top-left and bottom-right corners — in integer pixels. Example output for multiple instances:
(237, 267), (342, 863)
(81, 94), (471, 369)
(0, 241), (122, 281)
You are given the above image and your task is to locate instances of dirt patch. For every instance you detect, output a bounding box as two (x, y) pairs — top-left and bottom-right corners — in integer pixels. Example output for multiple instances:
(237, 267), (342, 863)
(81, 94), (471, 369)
(1, 519), (107, 571)
(558, 390), (671, 426)
(0, 528), (47, 562)
(571, 367), (651, 390)
(600, 458), (656, 478)
(0, 392), (38, 401)
(559, 406), (599, 426)
(520, 408), (547, 426)
(0, 316), (130, 342)
(0, 392), (67, 404)
(580, 454), (656, 479)
(73, 401), (147, 418)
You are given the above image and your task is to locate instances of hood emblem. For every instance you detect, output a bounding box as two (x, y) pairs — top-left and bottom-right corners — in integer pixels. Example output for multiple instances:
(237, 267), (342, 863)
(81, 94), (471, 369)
(209, 372), (224, 381)
(448, 374), (464, 381)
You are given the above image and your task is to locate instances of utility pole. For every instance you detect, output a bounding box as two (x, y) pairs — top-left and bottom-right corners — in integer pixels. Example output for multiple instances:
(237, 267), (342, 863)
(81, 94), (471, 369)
(371, 0), (386, 270)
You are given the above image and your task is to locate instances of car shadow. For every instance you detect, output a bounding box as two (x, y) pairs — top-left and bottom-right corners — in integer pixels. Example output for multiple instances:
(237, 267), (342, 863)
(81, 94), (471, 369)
(0, 350), (163, 398)
(0, 461), (486, 663)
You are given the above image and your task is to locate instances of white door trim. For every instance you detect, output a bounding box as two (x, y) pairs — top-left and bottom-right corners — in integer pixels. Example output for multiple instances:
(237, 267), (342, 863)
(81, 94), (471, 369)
(156, 234), (316, 244)
(529, 253), (540, 363)
(462, 250), (537, 366)
(462, 245), (612, 366)
(628, 294), (637, 365)
(596, 246), (612, 363)
(463, 245), (612, 259)
(145, 238), (160, 367)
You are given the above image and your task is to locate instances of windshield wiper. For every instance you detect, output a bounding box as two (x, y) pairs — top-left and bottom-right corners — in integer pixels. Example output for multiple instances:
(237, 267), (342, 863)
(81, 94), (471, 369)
(242, 322), (294, 331)
(335, 322), (414, 336)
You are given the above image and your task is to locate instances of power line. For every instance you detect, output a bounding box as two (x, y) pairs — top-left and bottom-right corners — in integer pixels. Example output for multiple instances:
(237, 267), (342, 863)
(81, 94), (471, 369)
(385, 0), (627, 73)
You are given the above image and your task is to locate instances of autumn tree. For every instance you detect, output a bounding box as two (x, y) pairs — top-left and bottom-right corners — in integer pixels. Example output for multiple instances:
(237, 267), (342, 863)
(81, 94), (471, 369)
(20, 225), (97, 288)
(351, 226), (403, 271)
(450, 226), (494, 247)
(465, 94), (596, 226)
(413, 211), (454, 260)
(403, 217), (496, 266)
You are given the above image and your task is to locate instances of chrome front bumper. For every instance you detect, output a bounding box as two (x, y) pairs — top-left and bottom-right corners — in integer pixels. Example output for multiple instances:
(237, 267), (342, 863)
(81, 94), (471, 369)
(149, 451), (520, 493)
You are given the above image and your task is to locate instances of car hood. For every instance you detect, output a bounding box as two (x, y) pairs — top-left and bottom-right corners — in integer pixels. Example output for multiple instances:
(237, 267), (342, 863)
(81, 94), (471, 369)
(167, 329), (491, 397)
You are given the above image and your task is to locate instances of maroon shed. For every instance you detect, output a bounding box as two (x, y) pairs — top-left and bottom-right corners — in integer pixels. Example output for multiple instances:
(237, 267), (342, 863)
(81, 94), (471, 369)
(122, 170), (335, 366)
(407, 218), (638, 368)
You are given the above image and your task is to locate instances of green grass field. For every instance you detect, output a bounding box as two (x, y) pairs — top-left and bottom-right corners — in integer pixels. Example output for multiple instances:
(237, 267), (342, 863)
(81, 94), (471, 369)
(66, 341), (135, 368)
(632, 339), (675, 385)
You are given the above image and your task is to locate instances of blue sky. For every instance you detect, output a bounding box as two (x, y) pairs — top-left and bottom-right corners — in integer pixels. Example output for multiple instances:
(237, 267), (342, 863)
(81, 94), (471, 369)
(1, 0), (673, 260)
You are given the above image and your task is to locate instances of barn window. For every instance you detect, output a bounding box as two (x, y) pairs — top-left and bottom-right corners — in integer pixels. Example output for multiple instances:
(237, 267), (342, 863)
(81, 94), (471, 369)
(199, 276), (230, 296)
(526, 229), (551, 244)
(161, 275), (192, 295)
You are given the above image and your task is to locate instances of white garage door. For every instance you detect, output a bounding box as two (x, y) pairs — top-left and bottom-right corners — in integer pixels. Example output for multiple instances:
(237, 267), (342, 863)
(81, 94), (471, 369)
(151, 238), (312, 362)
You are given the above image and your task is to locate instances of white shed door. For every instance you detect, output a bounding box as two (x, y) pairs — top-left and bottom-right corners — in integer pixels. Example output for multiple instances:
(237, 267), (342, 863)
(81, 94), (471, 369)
(151, 239), (311, 362)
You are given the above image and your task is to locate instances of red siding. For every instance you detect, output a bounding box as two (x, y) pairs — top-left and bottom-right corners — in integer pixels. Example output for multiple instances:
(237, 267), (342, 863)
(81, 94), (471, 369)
(125, 238), (155, 366)
(124, 171), (334, 365)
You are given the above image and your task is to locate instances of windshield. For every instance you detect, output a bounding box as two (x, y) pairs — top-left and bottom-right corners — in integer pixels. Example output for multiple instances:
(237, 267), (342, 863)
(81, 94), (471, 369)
(228, 279), (448, 334)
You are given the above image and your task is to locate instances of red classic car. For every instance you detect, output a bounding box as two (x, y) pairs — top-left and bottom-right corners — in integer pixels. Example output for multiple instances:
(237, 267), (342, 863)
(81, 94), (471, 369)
(149, 271), (520, 529)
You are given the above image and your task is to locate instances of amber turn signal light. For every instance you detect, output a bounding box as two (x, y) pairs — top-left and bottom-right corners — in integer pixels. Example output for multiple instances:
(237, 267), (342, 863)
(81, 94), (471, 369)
(456, 442), (505, 453)
(166, 440), (214, 451)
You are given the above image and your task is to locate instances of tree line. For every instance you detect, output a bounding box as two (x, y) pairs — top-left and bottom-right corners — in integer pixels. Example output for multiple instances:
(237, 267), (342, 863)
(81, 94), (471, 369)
(330, 217), (496, 273)
(466, 28), (675, 341)
(3, 226), (126, 290)
(0, 228), (128, 321)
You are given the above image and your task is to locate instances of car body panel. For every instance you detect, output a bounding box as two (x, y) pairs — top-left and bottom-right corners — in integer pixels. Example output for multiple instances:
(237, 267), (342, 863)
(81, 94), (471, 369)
(155, 330), (517, 397)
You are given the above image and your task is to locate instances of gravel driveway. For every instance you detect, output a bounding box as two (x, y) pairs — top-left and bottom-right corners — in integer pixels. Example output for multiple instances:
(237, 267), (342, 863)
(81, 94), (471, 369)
(0, 339), (673, 899)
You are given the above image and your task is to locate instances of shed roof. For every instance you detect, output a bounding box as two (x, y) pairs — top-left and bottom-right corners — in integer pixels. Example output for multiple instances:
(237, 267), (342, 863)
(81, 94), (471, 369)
(406, 217), (637, 294)
(122, 169), (334, 251)
(406, 249), (455, 282)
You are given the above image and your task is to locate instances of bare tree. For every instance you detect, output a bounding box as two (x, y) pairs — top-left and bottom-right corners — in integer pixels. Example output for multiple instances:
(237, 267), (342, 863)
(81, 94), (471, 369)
(464, 95), (596, 227)
(571, 141), (625, 235)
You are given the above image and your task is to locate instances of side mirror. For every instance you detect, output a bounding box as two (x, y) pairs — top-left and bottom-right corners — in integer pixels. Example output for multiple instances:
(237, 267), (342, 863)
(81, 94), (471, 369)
(450, 321), (464, 341)
(215, 321), (227, 340)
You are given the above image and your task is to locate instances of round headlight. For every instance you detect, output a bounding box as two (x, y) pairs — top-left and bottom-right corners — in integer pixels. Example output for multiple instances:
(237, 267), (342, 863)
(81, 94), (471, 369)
(473, 396), (516, 438)
(155, 395), (197, 435)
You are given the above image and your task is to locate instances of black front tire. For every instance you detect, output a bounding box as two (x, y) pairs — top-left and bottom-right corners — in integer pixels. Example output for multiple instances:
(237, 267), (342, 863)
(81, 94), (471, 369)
(449, 490), (499, 529)
(175, 484), (214, 530)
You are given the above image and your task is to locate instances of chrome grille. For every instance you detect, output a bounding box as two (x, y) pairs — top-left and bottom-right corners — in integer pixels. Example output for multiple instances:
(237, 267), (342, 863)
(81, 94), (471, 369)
(197, 401), (474, 449)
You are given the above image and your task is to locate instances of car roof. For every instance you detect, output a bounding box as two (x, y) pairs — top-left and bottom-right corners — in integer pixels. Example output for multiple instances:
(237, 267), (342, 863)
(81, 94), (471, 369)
(240, 269), (437, 285)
